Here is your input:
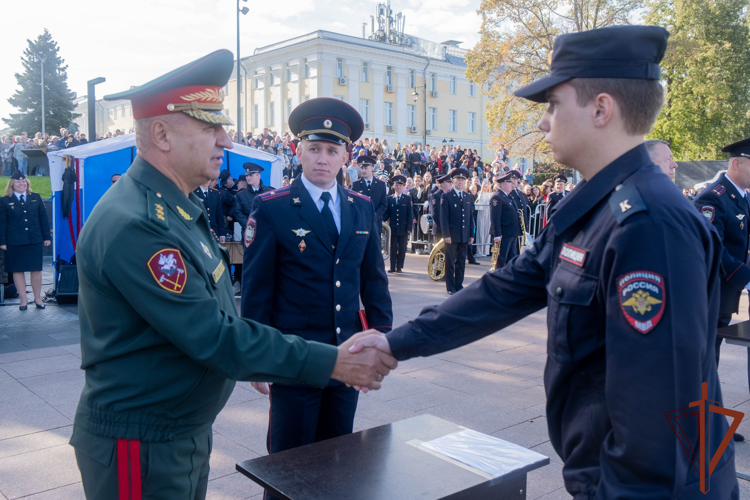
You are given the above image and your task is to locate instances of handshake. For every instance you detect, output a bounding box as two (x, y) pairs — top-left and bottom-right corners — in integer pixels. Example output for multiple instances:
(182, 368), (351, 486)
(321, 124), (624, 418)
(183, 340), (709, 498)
(251, 330), (396, 395)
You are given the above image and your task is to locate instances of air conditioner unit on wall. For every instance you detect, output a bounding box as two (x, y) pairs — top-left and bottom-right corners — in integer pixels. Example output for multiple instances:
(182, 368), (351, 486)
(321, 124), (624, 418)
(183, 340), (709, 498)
(364, 122), (371, 129)
(409, 126), (418, 133)
(339, 77), (347, 85)
(387, 85), (395, 93)
(426, 129), (432, 135)
(387, 125), (394, 132)
(431, 90), (439, 98)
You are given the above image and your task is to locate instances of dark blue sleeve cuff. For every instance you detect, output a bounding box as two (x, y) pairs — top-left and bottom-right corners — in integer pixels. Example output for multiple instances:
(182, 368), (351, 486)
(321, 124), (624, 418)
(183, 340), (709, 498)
(387, 324), (422, 361)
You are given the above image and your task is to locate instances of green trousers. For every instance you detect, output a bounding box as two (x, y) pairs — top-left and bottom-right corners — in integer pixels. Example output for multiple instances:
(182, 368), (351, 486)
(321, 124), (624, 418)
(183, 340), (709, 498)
(71, 427), (212, 500)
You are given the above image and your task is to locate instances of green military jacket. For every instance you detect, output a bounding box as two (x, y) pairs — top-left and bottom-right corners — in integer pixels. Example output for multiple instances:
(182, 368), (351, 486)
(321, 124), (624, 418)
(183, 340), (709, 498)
(72, 157), (338, 443)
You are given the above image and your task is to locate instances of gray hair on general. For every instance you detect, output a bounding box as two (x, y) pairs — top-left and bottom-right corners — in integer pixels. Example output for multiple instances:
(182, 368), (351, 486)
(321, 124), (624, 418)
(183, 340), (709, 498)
(644, 139), (670, 157)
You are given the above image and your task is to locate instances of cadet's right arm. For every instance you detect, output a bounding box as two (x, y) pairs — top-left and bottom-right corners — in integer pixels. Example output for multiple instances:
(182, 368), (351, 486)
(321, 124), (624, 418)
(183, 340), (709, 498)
(234, 193), (248, 229)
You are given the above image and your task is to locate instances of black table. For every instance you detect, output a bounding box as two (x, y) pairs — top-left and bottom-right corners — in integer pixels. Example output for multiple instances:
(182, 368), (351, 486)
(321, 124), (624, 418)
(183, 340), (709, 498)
(717, 321), (750, 481)
(236, 414), (549, 500)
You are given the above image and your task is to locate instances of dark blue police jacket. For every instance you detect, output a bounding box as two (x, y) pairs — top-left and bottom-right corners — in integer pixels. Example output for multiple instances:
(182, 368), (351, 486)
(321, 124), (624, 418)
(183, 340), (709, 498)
(241, 180), (393, 347)
(490, 190), (520, 258)
(383, 193), (414, 236)
(0, 192), (51, 246)
(386, 145), (737, 499)
(694, 173), (750, 318)
(546, 191), (566, 220)
(193, 187), (226, 236)
(351, 177), (387, 225)
(440, 189), (475, 243)
(428, 187), (443, 232)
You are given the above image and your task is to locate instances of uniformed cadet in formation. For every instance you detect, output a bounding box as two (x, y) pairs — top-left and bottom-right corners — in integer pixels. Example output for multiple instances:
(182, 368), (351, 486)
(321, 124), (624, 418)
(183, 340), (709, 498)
(440, 167), (475, 295)
(350, 155), (387, 234)
(351, 26), (738, 498)
(70, 51), (396, 500)
(489, 172), (521, 267)
(217, 169), (238, 237)
(695, 137), (750, 442)
(508, 169), (529, 216)
(383, 174), (414, 273)
(193, 181), (226, 242)
(545, 173), (568, 220)
(429, 173), (452, 241)
(234, 162), (274, 233)
(240, 98), (393, 500)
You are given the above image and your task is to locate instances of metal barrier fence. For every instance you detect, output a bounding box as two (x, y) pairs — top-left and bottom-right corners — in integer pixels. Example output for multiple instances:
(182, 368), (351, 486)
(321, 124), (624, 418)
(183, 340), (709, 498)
(529, 203), (547, 238)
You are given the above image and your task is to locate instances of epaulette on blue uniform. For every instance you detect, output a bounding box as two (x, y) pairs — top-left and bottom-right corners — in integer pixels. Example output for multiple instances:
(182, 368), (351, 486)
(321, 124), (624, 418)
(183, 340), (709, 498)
(711, 185), (726, 196)
(347, 189), (372, 202)
(258, 187), (291, 202)
(608, 184), (647, 225)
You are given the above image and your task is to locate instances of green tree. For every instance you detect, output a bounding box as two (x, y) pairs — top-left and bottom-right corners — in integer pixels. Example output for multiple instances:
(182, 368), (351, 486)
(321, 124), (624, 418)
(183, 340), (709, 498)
(645, 0), (750, 160)
(3, 29), (80, 136)
(466, 0), (643, 162)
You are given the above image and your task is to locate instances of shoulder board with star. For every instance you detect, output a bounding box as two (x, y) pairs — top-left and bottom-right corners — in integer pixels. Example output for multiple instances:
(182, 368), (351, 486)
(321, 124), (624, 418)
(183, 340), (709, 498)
(710, 185), (726, 196)
(147, 190), (169, 229)
(257, 187), (291, 202)
(608, 184), (647, 225)
(347, 189), (372, 202)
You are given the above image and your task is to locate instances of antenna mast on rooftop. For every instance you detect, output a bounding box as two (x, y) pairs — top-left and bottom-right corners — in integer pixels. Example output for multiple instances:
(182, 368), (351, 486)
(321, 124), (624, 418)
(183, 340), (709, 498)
(369, 0), (410, 47)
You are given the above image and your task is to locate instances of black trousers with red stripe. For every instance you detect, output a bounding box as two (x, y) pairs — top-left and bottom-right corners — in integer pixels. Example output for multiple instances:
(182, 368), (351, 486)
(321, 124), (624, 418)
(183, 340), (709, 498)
(72, 427), (213, 500)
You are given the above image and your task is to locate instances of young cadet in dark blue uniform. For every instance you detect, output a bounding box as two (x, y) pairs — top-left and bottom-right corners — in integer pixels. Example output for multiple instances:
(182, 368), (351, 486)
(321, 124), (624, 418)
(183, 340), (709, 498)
(241, 98), (393, 500)
(489, 172), (521, 267)
(440, 167), (475, 294)
(234, 163), (274, 233)
(351, 26), (738, 499)
(351, 155), (387, 234)
(428, 174), (451, 240)
(383, 174), (414, 273)
(217, 169), (237, 238)
(193, 182), (226, 241)
(545, 173), (568, 220)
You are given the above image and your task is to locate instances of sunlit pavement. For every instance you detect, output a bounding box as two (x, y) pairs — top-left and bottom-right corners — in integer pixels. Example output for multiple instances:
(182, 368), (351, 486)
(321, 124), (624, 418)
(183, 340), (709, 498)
(0, 254), (748, 499)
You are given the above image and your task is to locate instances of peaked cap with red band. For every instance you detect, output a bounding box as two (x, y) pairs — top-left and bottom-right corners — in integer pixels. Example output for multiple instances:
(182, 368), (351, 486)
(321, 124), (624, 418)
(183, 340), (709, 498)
(288, 97), (364, 145)
(104, 49), (234, 126)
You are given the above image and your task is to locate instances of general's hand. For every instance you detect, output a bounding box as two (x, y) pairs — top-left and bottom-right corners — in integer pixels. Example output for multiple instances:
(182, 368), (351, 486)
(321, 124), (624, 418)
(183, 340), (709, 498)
(251, 381), (272, 395)
(469, 238), (474, 245)
(43, 240), (51, 247)
(331, 332), (398, 390)
(348, 329), (392, 355)
(444, 237), (452, 244)
(0, 245), (6, 251)
(493, 237), (501, 242)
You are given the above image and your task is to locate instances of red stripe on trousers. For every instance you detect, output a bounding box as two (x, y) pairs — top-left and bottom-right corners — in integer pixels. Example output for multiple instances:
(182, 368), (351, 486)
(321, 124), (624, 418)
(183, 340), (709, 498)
(117, 439), (142, 500)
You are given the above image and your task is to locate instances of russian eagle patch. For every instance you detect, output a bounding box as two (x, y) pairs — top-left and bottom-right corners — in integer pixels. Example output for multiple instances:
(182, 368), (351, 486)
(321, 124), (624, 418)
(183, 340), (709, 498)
(617, 271), (665, 334)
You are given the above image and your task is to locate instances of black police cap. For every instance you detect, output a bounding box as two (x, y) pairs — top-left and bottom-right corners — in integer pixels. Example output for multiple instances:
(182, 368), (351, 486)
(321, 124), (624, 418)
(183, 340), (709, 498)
(721, 137), (750, 158)
(436, 174), (452, 184)
(219, 170), (231, 182)
(244, 163), (264, 174)
(496, 171), (513, 183)
(515, 25), (669, 103)
(358, 155), (377, 166)
(237, 174), (247, 183)
(10, 171), (26, 180)
(554, 174), (568, 183)
(289, 98), (364, 146)
(451, 168), (470, 180)
(392, 175), (407, 185)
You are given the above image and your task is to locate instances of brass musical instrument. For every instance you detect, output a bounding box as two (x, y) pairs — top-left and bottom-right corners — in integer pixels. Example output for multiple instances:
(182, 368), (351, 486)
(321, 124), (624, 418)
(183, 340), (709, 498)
(427, 239), (446, 281)
(518, 209), (529, 254)
(381, 221), (391, 260)
(489, 237), (502, 272)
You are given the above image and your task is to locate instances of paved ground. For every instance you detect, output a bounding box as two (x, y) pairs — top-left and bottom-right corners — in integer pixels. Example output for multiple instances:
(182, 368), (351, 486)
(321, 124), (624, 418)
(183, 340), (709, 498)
(1, 255), (750, 499)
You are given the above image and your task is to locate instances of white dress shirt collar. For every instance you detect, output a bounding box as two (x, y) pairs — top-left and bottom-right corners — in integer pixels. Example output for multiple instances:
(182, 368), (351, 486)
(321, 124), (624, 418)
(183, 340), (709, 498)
(725, 173), (747, 200)
(300, 174), (338, 205)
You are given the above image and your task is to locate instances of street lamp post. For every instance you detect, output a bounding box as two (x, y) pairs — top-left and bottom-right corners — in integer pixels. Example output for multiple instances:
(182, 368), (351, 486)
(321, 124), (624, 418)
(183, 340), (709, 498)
(411, 84), (427, 148)
(36, 54), (47, 137)
(87, 78), (106, 141)
(237, 0), (249, 143)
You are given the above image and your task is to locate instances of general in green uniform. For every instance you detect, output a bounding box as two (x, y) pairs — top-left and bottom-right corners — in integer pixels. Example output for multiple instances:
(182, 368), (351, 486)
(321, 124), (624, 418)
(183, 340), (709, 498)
(70, 50), (396, 500)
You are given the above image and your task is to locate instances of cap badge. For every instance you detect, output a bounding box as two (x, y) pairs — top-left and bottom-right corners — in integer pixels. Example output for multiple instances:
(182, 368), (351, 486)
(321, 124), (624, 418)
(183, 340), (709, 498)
(292, 228), (311, 237)
(323, 119), (333, 129)
(166, 104), (175, 111)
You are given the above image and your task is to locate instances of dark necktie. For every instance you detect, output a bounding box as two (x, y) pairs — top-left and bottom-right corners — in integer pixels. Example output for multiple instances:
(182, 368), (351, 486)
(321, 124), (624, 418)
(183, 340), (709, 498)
(367, 181), (371, 188)
(458, 192), (463, 201)
(20, 194), (25, 204)
(319, 191), (339, 249)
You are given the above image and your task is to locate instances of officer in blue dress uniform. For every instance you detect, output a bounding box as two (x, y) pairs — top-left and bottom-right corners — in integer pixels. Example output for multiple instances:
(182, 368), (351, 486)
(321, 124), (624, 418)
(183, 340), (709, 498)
(546, 174), (568, 220)
(241, 98), (393, 500)
(234, 163), (274, 233)
(383, 174), (414, 273)
(428, 174), (451, 241)
(351, 155), (387, 235)
(490, 172), (521, 267)
(508, 169), (527, 211)
(193, 183), (226, 241)
(440, 167), (475, 294)
(352, 26), (738, 498)
(217, 170), (237, 238)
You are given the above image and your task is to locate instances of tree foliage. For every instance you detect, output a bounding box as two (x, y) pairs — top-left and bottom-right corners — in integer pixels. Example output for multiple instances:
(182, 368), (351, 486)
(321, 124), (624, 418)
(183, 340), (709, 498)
(465, 0), (643, 162)
(645, 0), (750, 160)
(3, 29), (80, 135)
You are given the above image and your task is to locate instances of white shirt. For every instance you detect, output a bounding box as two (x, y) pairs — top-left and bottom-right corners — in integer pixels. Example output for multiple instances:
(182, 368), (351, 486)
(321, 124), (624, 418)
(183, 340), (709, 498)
(453, 188), (465, 199)
(724, 173), (747, 202)
(14, 191), (26, 202)
(300, 174), (341, 233)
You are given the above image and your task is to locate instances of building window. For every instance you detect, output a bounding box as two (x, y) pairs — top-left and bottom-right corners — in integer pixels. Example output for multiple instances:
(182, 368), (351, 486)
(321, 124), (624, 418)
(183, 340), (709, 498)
(254, 71), (262, 89)
(469, 83), (476, 97)
(269, 73), (276, 86)
(385, 66), (393, 87)
(450, 76), (456, 94)
(286, 67), (292, 82)
(407, 104), (416, 128)
(430, 73), (437, 92)
(269, 102), (275, 126)
(253, 104), (258, 128)
(468, 112), (476, 133)
(362, 62), (369, 83)
(384, 102), (393, 127)
(334, 95), (346, 101)
(409, 69), (416, 88)
(428, 107), (437, 130)
(359, 99), (370, 125)
(449, 109), (457, 132)
(287, 99), (293, 121)
(336, 58), (344, 78)
(304, 59), (310, 78)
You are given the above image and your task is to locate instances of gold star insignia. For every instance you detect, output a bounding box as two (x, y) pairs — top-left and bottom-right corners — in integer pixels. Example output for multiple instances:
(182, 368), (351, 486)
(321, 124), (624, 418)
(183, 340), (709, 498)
(348, 196), (354, 203)
(622, 290), (663, 315)
(176, 206), (193, 220)
(292, 228), (312, 237)
(293, 197), (301, 204)
(731, 194), (736, 199)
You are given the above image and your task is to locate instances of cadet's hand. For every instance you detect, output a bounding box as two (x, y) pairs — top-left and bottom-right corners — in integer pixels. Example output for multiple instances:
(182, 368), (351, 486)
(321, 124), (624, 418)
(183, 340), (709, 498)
(251, 381), (272, 395)
(493, 237), (501, 242)
(0, 245), (5, 251)
(219, 236), (226, 244)
(469, 238), (474, 245)
(331, 332), (398, 390)
(444, 237), (452, 244)
(348, 329), (392, 355)
(43, 240), (51, 247)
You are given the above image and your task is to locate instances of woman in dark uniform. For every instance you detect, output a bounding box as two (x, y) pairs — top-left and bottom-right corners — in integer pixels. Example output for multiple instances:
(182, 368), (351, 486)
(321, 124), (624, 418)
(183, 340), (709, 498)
(0, 171), (51, 310)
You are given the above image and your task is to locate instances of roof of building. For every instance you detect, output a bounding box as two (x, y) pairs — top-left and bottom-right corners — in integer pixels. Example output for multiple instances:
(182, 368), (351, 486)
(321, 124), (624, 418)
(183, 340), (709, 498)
(675, 160), (727, 189)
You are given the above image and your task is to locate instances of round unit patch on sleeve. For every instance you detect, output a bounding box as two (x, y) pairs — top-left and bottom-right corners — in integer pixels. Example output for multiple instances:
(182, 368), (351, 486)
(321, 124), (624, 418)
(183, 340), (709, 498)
(244, 217), (257, 248)
(700, 206), (715, 223)
(617, 271), (665, 334)
(147, 249), (187, 294)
